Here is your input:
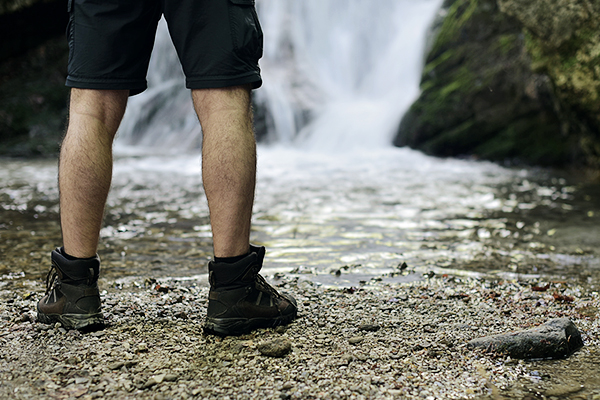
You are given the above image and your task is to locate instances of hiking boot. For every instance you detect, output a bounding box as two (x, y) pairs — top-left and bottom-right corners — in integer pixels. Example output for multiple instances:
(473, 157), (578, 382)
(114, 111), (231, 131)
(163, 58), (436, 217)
(37, 247), (104, 330)
(204, 245), (297, 336)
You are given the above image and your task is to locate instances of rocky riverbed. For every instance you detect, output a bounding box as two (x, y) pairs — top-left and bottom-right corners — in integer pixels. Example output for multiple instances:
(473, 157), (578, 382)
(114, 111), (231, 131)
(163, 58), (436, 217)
(1, 148), (600, 399)
(1, 269), (599, 399)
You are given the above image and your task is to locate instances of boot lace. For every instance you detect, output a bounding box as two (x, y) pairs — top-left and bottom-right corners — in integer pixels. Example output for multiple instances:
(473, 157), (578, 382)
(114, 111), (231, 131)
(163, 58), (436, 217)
(44, 263), (60, 295)
(255, 273), (285, 300)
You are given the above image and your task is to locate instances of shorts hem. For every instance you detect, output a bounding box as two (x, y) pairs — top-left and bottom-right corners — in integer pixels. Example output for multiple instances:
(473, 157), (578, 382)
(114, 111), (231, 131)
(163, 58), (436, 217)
(66, 76), (148, 96)
(186, 71), (262, 90)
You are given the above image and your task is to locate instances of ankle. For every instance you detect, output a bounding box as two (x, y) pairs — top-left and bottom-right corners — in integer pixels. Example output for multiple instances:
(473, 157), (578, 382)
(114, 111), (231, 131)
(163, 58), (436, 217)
(214, 249), (250, 264)
(62, 247), (98, 261)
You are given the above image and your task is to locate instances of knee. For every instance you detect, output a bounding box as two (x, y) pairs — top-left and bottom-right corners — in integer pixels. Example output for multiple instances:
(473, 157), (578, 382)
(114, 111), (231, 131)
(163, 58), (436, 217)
(69, 89), (129, 136)
(192, 85), (252, 123)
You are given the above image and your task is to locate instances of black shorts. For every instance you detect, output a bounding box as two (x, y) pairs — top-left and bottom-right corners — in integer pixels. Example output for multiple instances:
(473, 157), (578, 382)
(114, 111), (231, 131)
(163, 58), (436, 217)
(65, 0), (263, 96)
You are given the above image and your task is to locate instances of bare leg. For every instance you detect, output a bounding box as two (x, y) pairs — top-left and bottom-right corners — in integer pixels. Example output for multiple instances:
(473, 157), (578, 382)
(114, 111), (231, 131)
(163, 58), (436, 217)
(59, 88), (129, 258)
(192, 86), (256, 258)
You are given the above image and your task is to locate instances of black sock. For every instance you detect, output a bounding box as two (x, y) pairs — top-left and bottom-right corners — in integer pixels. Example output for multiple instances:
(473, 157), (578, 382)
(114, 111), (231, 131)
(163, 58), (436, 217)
(61, 247), (96, 261)
(214, 250), (251, 264)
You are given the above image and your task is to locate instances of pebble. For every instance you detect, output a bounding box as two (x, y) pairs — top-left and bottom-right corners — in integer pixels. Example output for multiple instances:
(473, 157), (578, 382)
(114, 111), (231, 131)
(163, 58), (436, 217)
(348, 336), (364, 345)
(144, 374), (166, 388)
(257, 338), (292, 357)
(358, 324), (380, 332)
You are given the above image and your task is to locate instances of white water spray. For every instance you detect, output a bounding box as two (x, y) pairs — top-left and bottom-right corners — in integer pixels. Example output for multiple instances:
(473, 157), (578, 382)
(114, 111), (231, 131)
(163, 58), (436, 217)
(115, 0), (442, 152)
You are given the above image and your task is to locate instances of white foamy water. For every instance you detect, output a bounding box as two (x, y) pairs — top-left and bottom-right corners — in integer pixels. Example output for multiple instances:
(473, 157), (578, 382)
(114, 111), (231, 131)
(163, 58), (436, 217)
(115, 0), (442, 152)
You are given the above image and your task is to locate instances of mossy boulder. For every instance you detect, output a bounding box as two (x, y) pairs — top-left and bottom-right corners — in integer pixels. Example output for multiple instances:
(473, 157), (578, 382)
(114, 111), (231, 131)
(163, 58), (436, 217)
(395, 0), (599, 169)
(499, 0), (600, 169)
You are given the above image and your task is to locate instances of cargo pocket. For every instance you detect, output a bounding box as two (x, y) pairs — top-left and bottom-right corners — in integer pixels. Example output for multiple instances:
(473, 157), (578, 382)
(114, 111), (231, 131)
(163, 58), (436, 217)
(228, 0), (263, 61)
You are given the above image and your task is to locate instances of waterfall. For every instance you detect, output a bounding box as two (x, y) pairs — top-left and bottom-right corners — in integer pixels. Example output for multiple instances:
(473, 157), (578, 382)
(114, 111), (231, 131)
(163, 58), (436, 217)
(115, 0), (442, 153)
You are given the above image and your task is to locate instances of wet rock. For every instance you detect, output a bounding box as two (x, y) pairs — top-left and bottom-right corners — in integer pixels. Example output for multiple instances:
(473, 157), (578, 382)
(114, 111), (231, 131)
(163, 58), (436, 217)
(395, 0), (600, 170)
(257, 338), (292, 358)
(467, 318), (584, 359)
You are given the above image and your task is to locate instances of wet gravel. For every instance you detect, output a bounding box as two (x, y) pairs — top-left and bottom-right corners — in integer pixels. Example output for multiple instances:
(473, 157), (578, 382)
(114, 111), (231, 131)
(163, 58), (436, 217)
(1, 271), (599, 399)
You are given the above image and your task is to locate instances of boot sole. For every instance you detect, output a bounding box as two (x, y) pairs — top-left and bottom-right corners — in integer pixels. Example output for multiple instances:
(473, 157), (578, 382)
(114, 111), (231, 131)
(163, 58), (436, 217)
(37, 311), (104, 330)
(204, 313), (296, 336)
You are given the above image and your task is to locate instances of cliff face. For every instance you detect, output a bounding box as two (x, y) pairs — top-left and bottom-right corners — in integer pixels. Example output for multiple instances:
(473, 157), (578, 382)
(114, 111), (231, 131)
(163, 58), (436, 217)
(395, 0), (600, 170)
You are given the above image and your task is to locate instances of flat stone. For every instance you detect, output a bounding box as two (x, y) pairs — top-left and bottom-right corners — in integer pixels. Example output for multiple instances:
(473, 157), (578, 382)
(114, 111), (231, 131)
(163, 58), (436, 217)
(358, 324), (380, 332)
(348, 336), (364, 345)
(143, 374), (166, 388)
(108, 362), (125, 371)
(467, 318), (584, 359)
(257, 338), (292, 357)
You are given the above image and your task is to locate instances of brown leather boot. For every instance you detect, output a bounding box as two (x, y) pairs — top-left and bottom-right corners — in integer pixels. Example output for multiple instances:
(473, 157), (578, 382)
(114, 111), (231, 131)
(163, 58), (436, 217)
(37, 248), (104, 330)
(204, 245), (297, 336)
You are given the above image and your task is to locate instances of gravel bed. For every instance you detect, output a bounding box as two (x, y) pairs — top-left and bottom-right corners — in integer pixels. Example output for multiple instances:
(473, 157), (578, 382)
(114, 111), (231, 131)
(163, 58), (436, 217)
(1, 273), (599, 399)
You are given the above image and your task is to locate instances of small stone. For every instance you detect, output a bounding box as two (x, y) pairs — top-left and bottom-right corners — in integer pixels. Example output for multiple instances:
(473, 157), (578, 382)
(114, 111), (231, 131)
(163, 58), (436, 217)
(136, 343), (149, 353)
(164, 374), (178, 382)
(340, 354), (354, 365)
(358, 324), (380, 332)
(257, 338), (292, 357)
(275, 325), (287, 334)
(144, 374), (166, 388)
(108, 362), (125, 370)
(348, 336), (364, 345)
(174, 311), (187, 319)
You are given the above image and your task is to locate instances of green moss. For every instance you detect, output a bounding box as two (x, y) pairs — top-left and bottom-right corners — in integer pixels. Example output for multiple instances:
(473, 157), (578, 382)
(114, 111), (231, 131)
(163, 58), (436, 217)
(497, 34), (519, 55)
(422, 49), (454, 76)
(422, 119), (478, 156)
(438, 81), (463, 99)
(474, 117), (569, 165)
(430, 0), (479, 56)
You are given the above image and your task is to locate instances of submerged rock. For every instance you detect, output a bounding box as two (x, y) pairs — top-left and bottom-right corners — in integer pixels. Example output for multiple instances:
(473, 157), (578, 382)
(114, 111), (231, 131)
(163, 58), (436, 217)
(467, 318), (584, 359)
